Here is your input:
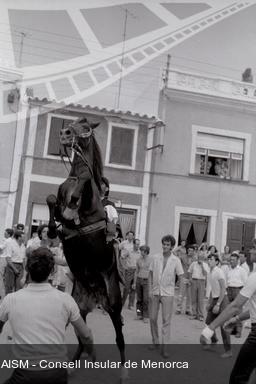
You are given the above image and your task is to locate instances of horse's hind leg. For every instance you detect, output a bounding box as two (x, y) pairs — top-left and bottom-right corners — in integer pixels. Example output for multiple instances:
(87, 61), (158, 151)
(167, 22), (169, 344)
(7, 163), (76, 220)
(108, 309), (129, 383)
(106, 269), (128, 382)
(108, 310), (125, 364)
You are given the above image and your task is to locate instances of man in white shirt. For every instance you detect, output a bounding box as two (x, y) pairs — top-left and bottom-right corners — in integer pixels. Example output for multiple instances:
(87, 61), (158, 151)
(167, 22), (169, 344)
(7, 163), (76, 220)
(149, 234), (184, 358)
(119, 231), (135, 259)
(205, 254), (231, 357)
(0, 229), (14, 299)
(200, 250), (256, 383)
(4, 230), (26, 294)
(239, 252), (250, 276)
(227, 252), (248, 338)
(188, 252), (209, 321)
(0, 247), (94, 384)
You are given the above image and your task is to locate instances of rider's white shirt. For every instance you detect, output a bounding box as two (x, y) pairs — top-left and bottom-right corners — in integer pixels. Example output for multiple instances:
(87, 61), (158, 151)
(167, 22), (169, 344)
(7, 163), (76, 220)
(240, 272), (256, 323)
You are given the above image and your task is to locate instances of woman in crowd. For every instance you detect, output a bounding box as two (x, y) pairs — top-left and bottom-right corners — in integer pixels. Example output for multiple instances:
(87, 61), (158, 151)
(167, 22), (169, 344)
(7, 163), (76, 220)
(207, 245), (218, 257)
(199, 242), (208, 260)
(221, 245), (231, 265)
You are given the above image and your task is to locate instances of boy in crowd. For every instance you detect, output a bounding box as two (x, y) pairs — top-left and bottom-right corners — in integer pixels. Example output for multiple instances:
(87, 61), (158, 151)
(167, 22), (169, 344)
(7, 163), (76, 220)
(121, 238), (140, 309)
(175, 242), (193, 316)
(132, 245), (151, 322)
(188, 251), (209, 321)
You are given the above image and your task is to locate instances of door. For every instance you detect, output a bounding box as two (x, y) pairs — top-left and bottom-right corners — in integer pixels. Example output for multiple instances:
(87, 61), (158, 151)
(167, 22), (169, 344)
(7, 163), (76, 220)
(227, 219), (256, 252)
(243, 222), (255, 253)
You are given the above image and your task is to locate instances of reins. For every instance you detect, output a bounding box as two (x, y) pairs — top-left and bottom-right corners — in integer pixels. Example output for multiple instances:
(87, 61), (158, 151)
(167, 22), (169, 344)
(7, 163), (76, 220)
(59, 134), (94, 179)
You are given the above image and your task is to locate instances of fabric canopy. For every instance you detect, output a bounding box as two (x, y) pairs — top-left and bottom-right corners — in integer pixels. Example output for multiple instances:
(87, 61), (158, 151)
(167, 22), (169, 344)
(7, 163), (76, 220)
(193, 221), (207, 245)
(118, 213), (134, 238)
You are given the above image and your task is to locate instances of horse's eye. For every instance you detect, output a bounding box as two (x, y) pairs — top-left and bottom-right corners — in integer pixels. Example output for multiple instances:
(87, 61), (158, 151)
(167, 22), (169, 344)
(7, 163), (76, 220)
(65, 130), (71, 135)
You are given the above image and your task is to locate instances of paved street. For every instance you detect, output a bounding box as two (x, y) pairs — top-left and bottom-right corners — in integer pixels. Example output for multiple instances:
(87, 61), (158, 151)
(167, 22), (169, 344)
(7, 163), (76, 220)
(1, 299), (248, 344)
(0, 296), (252, 384)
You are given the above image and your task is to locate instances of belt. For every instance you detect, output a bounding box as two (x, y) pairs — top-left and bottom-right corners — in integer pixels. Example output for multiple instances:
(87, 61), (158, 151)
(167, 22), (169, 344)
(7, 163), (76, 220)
(64, 220), (106, 240)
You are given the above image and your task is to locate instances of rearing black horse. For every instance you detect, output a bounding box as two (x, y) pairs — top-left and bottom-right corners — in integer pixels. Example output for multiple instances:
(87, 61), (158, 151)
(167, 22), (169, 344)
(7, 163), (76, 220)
(46, 117), (127, 381)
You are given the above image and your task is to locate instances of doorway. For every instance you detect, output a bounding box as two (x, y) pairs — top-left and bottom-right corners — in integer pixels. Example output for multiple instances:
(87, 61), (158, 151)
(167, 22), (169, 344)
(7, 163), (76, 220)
(178, 214), (209, 246)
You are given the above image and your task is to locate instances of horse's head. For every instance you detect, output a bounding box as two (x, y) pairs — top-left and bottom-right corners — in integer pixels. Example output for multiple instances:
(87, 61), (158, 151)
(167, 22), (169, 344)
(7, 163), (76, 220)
(60, 116), (103, 194)
(60, 117), (100, 147)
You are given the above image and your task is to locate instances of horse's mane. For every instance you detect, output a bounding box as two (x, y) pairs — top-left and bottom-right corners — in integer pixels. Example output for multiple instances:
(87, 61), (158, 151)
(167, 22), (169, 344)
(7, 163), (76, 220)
(91, 134), (103, 192)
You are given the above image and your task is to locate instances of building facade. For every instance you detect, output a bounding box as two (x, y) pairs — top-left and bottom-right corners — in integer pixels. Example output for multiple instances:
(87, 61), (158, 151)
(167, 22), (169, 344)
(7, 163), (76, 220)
(147, 69), (256, 255)
(0, 64), (24, 237)
(11, 99), (158, 242)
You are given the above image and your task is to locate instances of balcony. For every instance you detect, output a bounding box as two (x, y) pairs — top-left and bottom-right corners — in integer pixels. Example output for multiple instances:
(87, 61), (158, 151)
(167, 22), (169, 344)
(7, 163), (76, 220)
(167, 69), (256, 103)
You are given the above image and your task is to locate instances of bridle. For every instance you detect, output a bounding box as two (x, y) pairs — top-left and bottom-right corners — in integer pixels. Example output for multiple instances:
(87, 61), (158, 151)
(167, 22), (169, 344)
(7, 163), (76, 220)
(60, 123), (94, 177)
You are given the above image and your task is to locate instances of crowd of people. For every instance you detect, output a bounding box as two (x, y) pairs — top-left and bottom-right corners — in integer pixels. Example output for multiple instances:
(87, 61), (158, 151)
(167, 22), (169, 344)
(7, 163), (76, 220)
(0, 223), (71, 301)
(0, 175), (256, 382)
(1, 219), (256, 382)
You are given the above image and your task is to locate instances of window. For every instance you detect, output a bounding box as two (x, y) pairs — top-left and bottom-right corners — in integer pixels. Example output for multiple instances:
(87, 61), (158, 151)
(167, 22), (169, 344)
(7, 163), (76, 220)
(191, 126), (251, 181)
(105, 122), (138, 169)
(44, 114), (76, 158)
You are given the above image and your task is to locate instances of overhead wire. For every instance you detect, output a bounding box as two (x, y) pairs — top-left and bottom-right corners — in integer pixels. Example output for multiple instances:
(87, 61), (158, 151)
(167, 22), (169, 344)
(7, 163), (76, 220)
(0, 19), (249, 75)
(0, 20), (249, 79)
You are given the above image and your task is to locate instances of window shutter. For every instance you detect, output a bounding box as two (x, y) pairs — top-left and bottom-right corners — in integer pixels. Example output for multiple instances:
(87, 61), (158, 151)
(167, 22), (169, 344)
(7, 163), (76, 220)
(109, 126), (135, 166)
(48, 117), (72, 156)
(48, 117), (63, 156)
(197, 133), (244, 154)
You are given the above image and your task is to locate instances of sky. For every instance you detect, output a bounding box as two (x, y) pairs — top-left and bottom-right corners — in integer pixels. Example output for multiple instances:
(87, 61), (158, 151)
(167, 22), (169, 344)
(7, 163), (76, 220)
(4, 1), (256, 117)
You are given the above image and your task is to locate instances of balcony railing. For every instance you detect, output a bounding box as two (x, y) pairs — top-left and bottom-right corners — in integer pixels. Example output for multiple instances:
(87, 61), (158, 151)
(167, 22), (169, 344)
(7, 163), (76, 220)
(167, 69), (256, 103)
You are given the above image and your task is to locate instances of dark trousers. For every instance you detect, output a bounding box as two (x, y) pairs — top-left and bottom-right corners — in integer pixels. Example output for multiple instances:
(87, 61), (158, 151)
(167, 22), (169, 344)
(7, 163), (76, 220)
(4, 263), (24, 294)
(227, 286), (243, 335)
(4, 368), (67, 384)
(136, 277), (149, 318)
(205, 296), (231, 352)
(229, 324), (256, 384)
(122, 268), (136, 307)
